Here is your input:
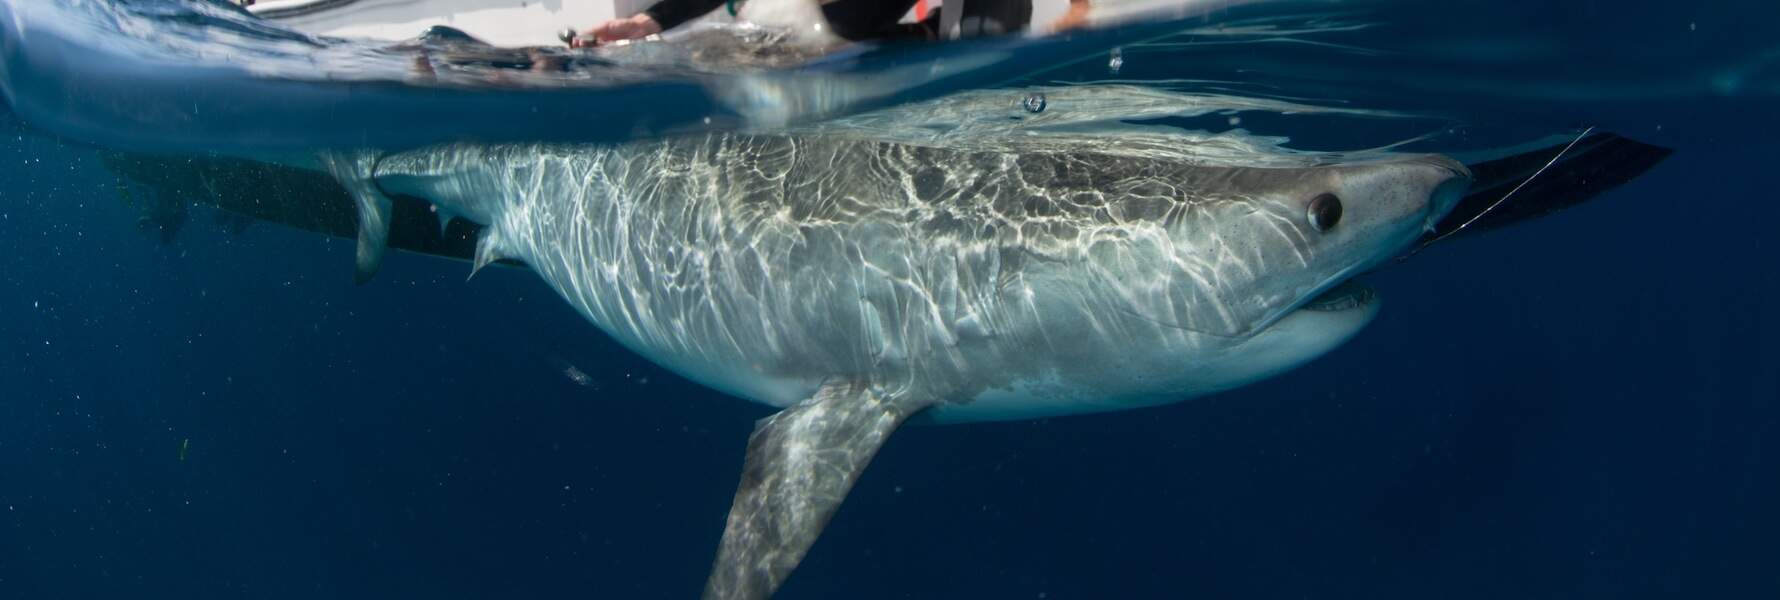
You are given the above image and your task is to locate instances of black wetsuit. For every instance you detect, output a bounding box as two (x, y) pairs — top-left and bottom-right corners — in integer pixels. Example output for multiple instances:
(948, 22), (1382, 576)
(643, 0), (1030, 42)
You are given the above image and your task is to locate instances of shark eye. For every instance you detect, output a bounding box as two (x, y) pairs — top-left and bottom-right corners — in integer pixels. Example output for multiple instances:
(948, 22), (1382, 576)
(1307, 193), (1342, 232)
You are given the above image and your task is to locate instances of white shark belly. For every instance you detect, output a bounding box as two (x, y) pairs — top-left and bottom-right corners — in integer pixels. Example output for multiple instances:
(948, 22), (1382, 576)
(510, 219), (1381, 423)
(924, 296), (1382, 422)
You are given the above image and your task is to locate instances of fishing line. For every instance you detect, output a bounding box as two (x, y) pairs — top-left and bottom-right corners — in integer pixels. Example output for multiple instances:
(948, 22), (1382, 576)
(1396, 126), (1595, 263)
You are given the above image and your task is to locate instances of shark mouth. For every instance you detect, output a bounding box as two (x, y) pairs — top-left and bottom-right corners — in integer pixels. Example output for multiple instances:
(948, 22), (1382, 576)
(1301, 279), (1377, 312)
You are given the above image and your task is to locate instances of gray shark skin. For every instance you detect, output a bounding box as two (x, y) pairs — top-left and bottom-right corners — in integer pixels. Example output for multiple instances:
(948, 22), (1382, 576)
(324, 133), (1469, 599)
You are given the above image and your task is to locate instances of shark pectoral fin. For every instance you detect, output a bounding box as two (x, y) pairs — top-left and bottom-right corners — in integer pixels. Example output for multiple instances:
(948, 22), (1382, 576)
(703, 381), (933, 600)
(316, 149), (393, 285)
(351, 190), (393, 285)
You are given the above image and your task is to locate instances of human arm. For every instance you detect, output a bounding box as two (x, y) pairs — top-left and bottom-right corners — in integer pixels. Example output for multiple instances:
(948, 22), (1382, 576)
(573, 13), (663, 47)
(572, 0), (731, 47)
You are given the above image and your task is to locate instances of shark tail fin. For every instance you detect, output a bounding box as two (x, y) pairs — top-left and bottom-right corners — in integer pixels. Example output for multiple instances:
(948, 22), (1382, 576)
(316, 149), (393, 285)
(703, 381), (932, 600)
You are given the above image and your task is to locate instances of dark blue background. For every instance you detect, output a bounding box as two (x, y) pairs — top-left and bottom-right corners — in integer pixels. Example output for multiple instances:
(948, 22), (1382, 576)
(2, 126), (1776, 599)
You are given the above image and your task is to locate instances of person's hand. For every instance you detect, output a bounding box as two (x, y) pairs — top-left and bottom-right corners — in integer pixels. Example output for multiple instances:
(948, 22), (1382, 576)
(571, 14), (663, 48)
(1048, 0), (1090, 32)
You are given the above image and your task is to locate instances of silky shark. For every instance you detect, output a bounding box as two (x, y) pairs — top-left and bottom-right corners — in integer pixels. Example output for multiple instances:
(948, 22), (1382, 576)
(312, 131), (1470, 598)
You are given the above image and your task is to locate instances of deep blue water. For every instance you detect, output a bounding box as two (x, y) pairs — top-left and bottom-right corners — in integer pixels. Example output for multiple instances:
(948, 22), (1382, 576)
(4, 0), (1780, 598)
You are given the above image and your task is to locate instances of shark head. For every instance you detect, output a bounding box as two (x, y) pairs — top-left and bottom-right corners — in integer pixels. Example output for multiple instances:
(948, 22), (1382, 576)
(1146, 155), (1471, 389)
(937, 153), (1471, 421)
(1187, 155), (1472, 329)
(1188, 155), (1469, 387)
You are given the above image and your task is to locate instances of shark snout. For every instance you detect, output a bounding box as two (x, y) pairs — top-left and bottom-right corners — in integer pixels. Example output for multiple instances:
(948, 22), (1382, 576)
(1420, 156), (1472, 232)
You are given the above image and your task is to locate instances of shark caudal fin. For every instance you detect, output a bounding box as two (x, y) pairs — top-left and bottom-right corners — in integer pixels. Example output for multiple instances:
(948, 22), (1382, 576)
(316, 149), (393, 285)
(703, 381), (933, 600)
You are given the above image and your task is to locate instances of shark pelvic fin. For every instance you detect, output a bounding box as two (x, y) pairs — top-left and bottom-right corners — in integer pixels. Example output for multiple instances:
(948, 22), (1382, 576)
(470, 229), (507, 279)
(316, 149), (393, 285)
(703, 381), (933, 600)
(434, 205), (458, 235)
